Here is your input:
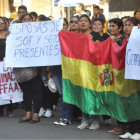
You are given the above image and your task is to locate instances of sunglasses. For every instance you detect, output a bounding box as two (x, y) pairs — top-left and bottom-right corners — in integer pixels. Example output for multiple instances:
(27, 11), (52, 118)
(0, 21), (5, 24)
(70, 20), (79, 24)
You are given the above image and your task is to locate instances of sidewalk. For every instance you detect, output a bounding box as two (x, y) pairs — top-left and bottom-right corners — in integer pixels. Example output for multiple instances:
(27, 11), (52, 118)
(0, 105), (119, 140)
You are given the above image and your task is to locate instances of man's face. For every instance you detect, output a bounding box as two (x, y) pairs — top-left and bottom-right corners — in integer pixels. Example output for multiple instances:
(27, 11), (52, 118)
(17, 9), (27, 19)
(93, 8), (100, 16)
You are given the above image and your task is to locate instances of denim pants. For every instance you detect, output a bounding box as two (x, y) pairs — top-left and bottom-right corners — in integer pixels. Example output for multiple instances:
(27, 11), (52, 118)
(52, 72), (62, 95)
(52, 71), (73, 121)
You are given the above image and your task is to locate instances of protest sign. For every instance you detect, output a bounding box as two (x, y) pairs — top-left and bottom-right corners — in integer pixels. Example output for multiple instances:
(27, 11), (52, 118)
(0, 61), (23, 105)
(5, 20), (63, 67)
(125, 26), (140, 80)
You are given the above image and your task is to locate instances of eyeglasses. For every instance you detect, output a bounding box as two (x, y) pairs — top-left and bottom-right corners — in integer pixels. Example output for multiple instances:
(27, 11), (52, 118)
(70, 20), (79, 24)
(0, 21), (5, 24)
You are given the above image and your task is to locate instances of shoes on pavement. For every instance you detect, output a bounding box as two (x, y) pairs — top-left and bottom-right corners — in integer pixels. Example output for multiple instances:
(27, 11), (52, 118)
(54, 118), (72, 126)
(39, 107), (45, 117)
(44, 109), (53, 118)
(18, 118), (31, 123)
(77, 120), (90, 129)
(119, 132), (132, 139)
(89, 121), (100, 130)
(30, 118), (40, 123)
(130, 133), (140, 140)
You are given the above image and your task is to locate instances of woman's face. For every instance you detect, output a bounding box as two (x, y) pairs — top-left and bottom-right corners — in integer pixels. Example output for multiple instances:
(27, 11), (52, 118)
(79, 17), (91, 31)
(124, 21), (134, 36)
(70, 17), (79, 31)
(22, 15), (33, 23)
(108, 22), (121, 36)
(62, 21), (68, 31)
(92, 20), (103, 33)
(135, 12), (140, 20)
(0, 18), (6, 31)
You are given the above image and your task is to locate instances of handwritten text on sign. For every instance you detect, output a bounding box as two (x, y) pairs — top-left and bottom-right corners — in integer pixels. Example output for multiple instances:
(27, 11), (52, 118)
(0, 61), (23, 105)
(5, 20), (63, 67)
(125, 26), (140, 80)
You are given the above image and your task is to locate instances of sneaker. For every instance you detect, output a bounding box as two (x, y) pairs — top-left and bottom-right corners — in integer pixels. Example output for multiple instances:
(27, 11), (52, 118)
(119, 132), (132, 139)
(104, 119), (112, 125)
(54, 118), (71, 126)
(130, 133), (140, 140)
(39, 107), (45, 117)
(89, 121), (100, 130)
(44, 109), (53, 118)
(54, 118), (62, 125)
(77, 120), (90, 129)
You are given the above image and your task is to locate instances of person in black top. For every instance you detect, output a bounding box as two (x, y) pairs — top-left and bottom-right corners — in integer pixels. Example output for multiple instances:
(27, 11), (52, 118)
(0, 16), (14, 117)
(92, 18), (109, 42)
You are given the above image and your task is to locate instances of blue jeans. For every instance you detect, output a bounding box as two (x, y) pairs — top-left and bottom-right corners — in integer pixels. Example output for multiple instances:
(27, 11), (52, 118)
(52, 72), (62, 95)
(52, 71), (73, 121)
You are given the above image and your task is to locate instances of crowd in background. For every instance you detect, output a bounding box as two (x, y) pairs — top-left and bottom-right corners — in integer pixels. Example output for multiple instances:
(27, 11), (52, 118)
(0, 3), (140, 140)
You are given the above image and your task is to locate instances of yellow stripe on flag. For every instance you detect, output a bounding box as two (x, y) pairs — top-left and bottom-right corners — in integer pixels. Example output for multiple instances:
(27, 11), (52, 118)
(62, 54), (140, 97)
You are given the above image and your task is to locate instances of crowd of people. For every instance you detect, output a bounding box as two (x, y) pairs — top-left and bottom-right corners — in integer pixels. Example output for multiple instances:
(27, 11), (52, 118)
(0, 3), (140, 140)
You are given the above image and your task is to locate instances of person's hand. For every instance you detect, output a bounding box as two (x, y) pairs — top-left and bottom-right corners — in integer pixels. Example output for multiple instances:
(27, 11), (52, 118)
(110, 35), (116, 42)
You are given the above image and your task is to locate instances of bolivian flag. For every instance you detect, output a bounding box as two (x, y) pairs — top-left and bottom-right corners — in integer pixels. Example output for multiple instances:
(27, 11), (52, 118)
(59, 31), (140, 122)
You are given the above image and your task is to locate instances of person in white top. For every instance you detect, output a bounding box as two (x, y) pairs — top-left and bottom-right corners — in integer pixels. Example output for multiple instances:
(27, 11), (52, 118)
(74, 3), (88, 17)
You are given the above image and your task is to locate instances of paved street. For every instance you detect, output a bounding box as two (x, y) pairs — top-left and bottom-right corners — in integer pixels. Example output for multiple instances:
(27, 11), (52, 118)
(0, 105), (119, 140)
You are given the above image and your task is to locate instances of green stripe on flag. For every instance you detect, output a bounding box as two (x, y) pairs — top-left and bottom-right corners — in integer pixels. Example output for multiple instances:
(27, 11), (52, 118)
(63, 79), (140, 122)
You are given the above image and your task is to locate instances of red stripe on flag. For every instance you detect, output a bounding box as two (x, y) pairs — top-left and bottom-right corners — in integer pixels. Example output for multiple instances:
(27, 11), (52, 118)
(59, 31), (127, 70)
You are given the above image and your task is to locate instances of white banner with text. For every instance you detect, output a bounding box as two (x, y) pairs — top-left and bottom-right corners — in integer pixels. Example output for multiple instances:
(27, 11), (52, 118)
(5, 20), (63, 67)
(125, 26), (140, 80)
(0, 61), (23, 105)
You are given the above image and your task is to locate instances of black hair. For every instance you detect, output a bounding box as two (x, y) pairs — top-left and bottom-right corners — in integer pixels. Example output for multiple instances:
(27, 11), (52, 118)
(64, 18), (68, 26)
(134, 9), (140, 17)
(80, 14), (91, 24)
(21, 13), (33, 22)
(18, 5), (27, 12)
(92, 18), (104, 27)
(70, 16), (80, 20)
(3, 17), (10, 28)
(38, 15), (51, 21)
(30, 12), (38, 18)
(109, 18), (123, 33)
(77, 3), (85, 11)
(125, 17), (140, 26)
(121, 16), (130, 21)
(93, 5), (100, 10)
